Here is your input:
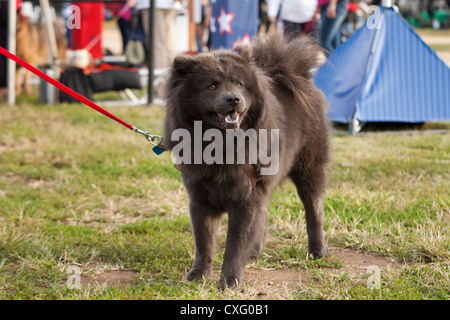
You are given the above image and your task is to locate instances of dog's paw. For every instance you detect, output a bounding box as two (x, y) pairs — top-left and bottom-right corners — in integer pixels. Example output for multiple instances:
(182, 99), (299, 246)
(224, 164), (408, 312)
(186, 269), (207, 281)
(308, 245), (328, 259)
(218, 275), (241, 290)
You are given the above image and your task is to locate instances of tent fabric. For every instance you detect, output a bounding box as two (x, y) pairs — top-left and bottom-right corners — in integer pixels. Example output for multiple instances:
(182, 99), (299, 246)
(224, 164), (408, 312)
(314, 20), (376, 123)
(314, 6), (450, 124)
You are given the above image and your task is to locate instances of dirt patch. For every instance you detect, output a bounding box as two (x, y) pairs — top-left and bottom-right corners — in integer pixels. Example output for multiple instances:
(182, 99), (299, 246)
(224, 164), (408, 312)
(80, 270), (138, 289)
(61, 262), (140, 290)
(0, 173), (57, 198)
(247, 245), (398, 288)
(65, 246), (399, 296)
(205, 245), (400, 298)
(1, 173), (56, 190)
(331, 245), (398, 275)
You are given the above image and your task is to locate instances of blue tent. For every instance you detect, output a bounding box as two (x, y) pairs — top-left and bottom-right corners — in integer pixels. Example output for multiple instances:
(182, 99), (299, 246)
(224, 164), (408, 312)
(314, 5), (450, 133)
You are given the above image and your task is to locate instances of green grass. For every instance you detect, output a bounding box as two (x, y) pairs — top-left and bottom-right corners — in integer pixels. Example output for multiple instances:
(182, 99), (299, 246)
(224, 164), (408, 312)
(429, 43), (450, 52)
(0, 102), (449, 300)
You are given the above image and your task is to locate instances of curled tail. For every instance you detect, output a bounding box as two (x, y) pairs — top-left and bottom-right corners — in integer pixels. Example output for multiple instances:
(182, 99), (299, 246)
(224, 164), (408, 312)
(251, 33), (325, 81)
(240, 34), (326, 118)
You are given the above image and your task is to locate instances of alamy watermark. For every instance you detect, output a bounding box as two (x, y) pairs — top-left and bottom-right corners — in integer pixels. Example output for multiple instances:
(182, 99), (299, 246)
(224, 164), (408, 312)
(66, 5), (81, 30)
(170, 121), (280, 175)
(366, 5), (382, 30)
(364, 4), (396, 30)
(366, 265), (381, 290)
(66, 264), (81, 290)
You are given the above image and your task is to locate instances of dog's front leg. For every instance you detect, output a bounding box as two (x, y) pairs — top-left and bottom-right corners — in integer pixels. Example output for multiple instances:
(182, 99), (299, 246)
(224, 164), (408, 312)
(219, 204), (258, 289)
(186, 201), (221, 281)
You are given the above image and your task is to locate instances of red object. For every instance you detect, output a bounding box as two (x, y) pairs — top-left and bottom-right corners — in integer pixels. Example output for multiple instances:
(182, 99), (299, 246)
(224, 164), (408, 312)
(87, 63), (140, 74)
(348, 3), (359, 12)
(0, 45), (133, 130)
(70, 3), (105, 59)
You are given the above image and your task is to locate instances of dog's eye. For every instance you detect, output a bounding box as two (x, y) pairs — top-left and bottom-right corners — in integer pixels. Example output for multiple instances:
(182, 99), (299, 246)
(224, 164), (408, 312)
(208, 84), (216, 90)
(236, 82), (243, 87)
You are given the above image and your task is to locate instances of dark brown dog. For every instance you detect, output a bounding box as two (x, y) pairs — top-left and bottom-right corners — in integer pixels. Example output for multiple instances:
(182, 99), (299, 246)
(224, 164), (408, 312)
(164, 34), (330, 289)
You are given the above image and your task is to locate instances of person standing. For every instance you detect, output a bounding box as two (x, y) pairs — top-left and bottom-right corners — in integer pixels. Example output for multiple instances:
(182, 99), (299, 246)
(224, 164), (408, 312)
(318, 0), (348, 53)
(107, 0), (133, 53)
(129, 0), (181, 69)
(193, 0), (211, 52)
(268, 0), (318, 40)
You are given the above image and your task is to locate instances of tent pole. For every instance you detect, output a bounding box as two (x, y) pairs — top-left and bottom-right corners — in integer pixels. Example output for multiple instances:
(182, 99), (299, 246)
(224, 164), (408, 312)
(7, 0), (16, 105)
(349, 4), (388, 135)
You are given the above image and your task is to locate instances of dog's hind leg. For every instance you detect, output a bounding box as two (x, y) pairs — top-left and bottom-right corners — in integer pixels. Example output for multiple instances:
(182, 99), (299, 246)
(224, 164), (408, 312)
(289, 162), (328, 259)
(186, 201), (221, 281)
(249, 206), (268, 261)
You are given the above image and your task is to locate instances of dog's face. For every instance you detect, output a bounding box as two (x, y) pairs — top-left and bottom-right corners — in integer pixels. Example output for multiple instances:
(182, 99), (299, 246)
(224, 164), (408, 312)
(169, 47), (263, 130)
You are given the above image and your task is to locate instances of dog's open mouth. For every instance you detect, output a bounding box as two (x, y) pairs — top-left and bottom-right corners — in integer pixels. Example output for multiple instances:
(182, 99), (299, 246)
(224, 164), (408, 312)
(213, 110), (240, 127)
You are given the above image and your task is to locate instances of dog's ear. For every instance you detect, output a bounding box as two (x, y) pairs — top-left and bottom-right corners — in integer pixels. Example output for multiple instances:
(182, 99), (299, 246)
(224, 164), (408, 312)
(173, 54), (198, 75)
(232, 44), (252, 61)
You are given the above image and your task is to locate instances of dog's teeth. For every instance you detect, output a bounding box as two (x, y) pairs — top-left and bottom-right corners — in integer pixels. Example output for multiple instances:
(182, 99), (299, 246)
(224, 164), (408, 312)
(225, 112), (239, 123)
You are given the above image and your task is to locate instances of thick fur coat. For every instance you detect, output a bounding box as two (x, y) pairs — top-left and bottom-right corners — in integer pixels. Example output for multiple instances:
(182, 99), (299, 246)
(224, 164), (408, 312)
(164, 35), (330, 289)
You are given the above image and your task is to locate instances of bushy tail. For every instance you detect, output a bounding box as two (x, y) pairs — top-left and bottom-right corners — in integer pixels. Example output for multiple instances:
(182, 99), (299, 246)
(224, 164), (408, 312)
(251, 33), (325, 83)
(248, 34), (326, 117)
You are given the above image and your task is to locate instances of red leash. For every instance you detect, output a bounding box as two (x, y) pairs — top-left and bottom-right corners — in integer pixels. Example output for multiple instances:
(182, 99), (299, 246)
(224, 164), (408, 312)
(0, 45), (164, 150)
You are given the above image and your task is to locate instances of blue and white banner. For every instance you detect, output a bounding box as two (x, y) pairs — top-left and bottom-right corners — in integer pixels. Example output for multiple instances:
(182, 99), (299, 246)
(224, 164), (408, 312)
(209, 0), (259, 50)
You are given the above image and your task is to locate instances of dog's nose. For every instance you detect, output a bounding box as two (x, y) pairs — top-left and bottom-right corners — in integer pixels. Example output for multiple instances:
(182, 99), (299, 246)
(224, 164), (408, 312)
(225, 94), (240, 106)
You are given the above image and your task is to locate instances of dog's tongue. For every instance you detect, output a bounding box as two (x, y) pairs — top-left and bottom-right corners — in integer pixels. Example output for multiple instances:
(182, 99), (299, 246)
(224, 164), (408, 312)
(224, 111), (239, 124)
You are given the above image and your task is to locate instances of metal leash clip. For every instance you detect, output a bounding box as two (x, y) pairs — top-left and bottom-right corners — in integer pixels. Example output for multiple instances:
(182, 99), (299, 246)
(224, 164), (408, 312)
(132, 126), (162, 146)
(132, 126), (166, 155)
(147, 134), (163, 147)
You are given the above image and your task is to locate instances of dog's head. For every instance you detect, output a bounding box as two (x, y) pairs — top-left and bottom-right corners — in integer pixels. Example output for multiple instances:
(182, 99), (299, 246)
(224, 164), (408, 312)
(166, 45), (266, 131)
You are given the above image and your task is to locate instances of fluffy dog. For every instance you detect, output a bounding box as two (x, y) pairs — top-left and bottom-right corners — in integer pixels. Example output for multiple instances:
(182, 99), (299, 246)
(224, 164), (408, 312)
(163, 34), (330, 289)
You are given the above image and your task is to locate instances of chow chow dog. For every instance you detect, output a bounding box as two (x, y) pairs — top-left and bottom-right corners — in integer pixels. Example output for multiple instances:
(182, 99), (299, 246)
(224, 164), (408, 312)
(163, 34), (330, 289)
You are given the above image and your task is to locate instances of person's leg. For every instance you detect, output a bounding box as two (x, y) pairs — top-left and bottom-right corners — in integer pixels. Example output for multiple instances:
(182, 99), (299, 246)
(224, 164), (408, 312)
(117, 18), (130, 53)
(319, 3), (334, 52)
(319, 1), (348, 53)
(153, 9), (165, 69)
(154, 8), (176, 69)
(330, 0), (348, 51)
(164, 9), (176, 66)
(196, 24), (203, 52)
(139, 8), (150, 59)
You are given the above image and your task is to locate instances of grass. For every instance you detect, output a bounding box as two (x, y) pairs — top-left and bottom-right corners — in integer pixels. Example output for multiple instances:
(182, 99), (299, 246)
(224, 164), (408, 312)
(0, 101), (449, 300)
(415, 28), (450, 37)
(429, 43), (450, 52)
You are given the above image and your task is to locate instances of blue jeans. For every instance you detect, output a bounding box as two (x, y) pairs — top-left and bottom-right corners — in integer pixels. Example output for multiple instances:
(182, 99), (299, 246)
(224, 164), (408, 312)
(319, 0), (349, 53)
